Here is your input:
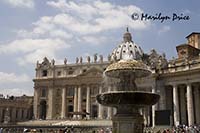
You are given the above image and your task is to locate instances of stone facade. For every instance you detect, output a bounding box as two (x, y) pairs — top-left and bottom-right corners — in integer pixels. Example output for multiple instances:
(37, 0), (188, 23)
(33, 30), (200, 127)
(0, 95), (33, 124)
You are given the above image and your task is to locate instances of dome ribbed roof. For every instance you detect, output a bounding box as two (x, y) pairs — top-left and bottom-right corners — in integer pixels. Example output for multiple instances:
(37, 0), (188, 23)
(111, 28), (143, 61)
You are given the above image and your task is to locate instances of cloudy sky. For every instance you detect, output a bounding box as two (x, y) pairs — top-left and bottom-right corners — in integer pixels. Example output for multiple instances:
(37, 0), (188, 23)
(0, 0), (200, 96)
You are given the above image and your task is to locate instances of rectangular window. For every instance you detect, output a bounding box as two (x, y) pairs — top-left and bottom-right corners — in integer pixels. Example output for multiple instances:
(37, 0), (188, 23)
(67, 87), (74, 96)
(68, 105), (73, 112)
(68, 99), (73, 103)
(68, 71), (74, 75)
(57, 71), (61, 76)
(41, 89), (46, 97)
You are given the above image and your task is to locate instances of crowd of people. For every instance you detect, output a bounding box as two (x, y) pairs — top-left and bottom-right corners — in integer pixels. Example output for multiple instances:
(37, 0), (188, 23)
(144, 125), (200, 133)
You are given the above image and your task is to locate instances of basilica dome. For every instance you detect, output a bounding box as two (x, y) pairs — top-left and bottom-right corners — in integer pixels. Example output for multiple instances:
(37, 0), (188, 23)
(111, 28), (143, 61)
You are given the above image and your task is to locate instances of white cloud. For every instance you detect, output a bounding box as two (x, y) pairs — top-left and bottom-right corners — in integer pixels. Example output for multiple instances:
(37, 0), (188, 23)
(15, 0), (149, 54)
(45, 0), (149, 35)
(0, 38), (70, 65)
(17, 15), (73, 39)
(0, 72), (30, 83)
(2, 0), (35, 8)
(9, 0), (149, 65)
(0, 88), (33, 96)
(82, 35), (107, 45)
(158, 25), (170, 35)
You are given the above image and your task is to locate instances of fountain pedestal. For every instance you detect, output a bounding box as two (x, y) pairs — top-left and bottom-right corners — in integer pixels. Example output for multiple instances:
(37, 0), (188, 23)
(112, 107), (143, 133)
(97, 91), (159, 133)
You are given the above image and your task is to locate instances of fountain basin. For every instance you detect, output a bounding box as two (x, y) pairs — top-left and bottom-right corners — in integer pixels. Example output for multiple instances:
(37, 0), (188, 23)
(96, 91), (160, 107)
(105, 59), (151, 78)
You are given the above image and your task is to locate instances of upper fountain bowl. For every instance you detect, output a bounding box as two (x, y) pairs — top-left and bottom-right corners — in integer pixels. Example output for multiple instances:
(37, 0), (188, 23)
(105, 59), (151, 78)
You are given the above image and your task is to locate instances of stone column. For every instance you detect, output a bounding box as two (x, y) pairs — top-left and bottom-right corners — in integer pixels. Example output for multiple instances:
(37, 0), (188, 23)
(152, 87), (156, 127)
(173, 84), (180, 126)
(0, 108), (2, 123)
(47, 87), (54, 119)
(86, 85), (91, 119)
(77, 86), (82, 119)
(147, 107), (150, 126)
(18, 108), (22, 121)
(186, 83), (194, 126)
(179, 86), (187, 124)
(194, 85), (200, 124)
(33, 88), (39, 119)
(143, 108), (148, 126)
(98, 86), (103, 119)
(107, 85), (113, 119)
(157, 81), (166, 110)
(73, 87), (78, 118)
(61, 87), (66, 118)
(21, 109), (24, 120)
(24, 109), (28, 120)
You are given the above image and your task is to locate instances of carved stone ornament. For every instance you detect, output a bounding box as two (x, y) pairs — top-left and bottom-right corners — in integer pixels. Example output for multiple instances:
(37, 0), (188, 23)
(41, 57), (51, 69)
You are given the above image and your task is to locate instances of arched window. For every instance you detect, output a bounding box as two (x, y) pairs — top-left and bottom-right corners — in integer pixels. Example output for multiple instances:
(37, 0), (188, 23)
(42, 70), (48, 77)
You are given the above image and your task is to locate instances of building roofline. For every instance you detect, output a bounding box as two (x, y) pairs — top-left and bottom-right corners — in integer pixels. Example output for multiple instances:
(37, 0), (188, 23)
(186, 32), (200, 38)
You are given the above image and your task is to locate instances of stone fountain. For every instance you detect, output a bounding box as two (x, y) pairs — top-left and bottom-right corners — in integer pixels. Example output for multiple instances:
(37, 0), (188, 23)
(96, 28), (160, 133)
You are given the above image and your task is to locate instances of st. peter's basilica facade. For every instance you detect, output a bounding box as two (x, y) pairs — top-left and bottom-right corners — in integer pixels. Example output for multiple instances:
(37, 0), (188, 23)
(33, 29), (200, 127)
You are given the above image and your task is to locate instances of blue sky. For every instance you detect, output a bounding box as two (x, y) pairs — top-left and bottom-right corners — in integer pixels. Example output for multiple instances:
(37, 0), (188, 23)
(0, 0), (200, 96)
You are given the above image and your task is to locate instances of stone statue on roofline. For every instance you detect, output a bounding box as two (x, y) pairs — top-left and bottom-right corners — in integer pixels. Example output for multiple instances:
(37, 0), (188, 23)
(87, 56), (90, 63)
(36, 60), (40, 68)
(80, 56), (83, 64)
(94, 53), (98, 63)
(99, 55), (103, 63)
(76, 57), (79, 64)
(64, 58), (67, 65)
(147, 49), (168, 70)
(51, 59), (55, 66)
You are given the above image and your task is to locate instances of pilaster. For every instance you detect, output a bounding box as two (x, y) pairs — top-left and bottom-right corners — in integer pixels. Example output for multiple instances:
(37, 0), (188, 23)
(47, 87), (54, 119)
(33, 88), (39, 119)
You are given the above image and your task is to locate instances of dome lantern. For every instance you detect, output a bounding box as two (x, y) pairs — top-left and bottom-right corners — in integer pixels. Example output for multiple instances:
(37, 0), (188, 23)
(123, 27), (133, 43)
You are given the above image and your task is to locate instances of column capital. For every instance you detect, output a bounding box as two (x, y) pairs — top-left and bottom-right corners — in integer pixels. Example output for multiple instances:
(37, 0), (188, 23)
(86, 84), (91, 88)
(192, 83), (199, 88)
(186, 82), (192, 86)
(168, 83), (178, 88)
